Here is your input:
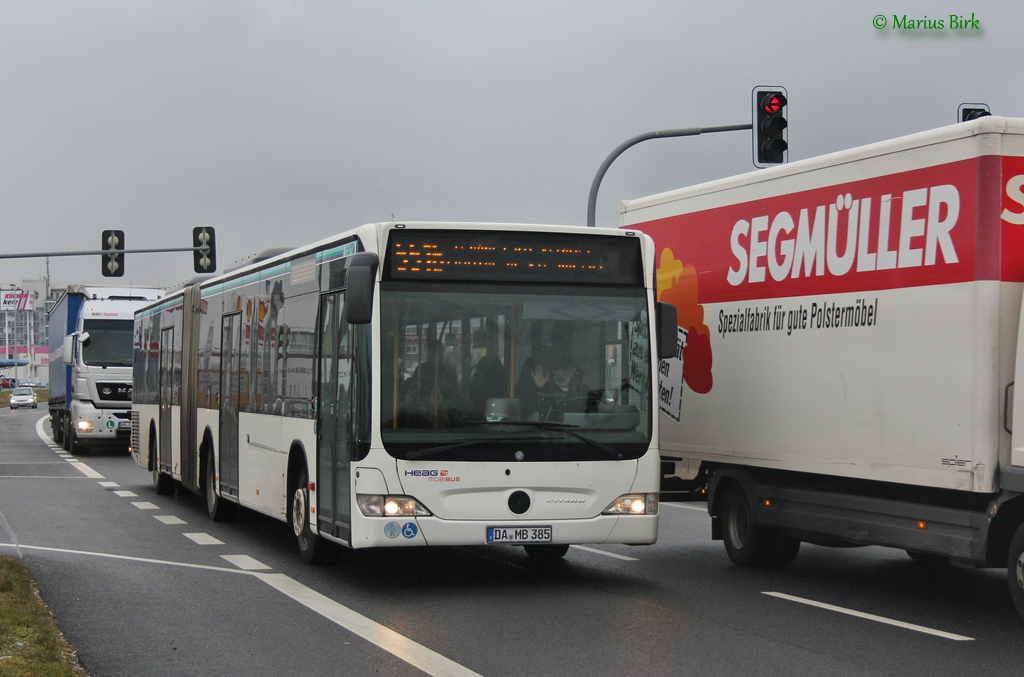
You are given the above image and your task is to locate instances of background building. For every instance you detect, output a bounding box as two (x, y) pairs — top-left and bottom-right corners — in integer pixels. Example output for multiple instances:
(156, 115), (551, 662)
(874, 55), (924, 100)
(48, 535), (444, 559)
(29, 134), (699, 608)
(2, 278), (63, 386)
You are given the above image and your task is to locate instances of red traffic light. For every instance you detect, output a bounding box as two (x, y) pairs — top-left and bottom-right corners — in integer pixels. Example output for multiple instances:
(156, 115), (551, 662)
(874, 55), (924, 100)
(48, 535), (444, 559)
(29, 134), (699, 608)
(761, 93), (787, 114)
(752, 86), (788, 168)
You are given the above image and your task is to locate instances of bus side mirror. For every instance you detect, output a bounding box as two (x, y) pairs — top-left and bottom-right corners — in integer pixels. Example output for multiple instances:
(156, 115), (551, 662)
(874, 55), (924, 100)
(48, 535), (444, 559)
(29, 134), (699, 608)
(345, 253), (378, 325)
(656, 302), (678, 360)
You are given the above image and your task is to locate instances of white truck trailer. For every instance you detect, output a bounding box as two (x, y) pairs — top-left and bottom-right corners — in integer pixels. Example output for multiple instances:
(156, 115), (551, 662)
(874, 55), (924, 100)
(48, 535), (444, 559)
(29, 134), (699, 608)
(621, 116), (1024, 619)
(48, 285), (164, 453)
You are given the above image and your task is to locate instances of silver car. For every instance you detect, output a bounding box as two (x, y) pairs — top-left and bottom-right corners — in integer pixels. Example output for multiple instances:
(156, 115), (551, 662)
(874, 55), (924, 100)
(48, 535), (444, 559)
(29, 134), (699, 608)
(9, 387), (37, 409)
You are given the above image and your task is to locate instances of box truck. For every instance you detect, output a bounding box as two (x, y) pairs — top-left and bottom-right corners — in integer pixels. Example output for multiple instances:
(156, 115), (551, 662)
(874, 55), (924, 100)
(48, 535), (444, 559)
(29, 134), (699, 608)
(49, 286), (164, 453)
(621, 116), (1024, 619)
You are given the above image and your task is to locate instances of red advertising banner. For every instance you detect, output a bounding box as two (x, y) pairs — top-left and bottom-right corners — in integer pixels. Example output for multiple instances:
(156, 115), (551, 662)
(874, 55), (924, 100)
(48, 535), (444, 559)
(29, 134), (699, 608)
(633, 157), (1024, 304)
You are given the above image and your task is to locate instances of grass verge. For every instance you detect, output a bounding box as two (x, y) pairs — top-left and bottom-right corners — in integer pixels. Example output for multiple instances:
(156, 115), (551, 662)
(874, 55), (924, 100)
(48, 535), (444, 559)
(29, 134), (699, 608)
(0, 556), (88, 676)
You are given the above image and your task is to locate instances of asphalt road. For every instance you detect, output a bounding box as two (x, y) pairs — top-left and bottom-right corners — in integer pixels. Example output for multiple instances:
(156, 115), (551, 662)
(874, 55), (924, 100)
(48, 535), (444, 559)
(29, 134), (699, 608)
(2, 405), (1023, 676)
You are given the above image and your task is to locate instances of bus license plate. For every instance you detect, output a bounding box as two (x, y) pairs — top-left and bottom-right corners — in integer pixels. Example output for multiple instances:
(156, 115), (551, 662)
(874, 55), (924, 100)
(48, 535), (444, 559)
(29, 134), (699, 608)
(487, 526), (552, 544)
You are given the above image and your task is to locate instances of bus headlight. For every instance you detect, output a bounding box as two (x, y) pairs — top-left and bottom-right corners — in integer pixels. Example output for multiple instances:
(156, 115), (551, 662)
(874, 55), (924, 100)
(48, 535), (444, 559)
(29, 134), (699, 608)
(602, 493), (659, 515)
(356, 495), (431, 517)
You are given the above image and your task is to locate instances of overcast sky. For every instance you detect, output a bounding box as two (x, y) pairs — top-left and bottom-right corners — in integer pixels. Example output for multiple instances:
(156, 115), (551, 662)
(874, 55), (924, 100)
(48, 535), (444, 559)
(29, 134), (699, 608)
(2, 0), (1021, 290)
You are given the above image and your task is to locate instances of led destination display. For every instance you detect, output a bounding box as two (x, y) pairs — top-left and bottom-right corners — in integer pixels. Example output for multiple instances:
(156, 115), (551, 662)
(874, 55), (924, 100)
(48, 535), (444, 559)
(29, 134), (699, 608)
(384, 229), (643, 285)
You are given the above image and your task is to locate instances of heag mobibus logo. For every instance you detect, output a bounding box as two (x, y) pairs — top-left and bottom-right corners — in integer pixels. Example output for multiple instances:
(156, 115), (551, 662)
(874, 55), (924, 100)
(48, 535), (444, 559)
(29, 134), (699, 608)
(404, 469), (460, 482)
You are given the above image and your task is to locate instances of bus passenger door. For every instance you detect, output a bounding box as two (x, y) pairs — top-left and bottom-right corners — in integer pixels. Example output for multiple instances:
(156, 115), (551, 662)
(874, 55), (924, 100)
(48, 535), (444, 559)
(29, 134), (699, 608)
(158, 327), (175, 476)
(219, 313), (242, 499)
(316, 292), (352, 541)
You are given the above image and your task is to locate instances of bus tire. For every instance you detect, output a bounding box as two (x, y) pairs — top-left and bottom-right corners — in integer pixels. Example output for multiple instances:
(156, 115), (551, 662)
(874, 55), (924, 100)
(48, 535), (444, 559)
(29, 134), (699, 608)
(151, 436), (173, 495)
(524, 544), (570, 562)
(1008, 523), (1024, 621)
(204, 449), (234, 521)
(292, 466), (322, 564)
(721, 485), (770, 567)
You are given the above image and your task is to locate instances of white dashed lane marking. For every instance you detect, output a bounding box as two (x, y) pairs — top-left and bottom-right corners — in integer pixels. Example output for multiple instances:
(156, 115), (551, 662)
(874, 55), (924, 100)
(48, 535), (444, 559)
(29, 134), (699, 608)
(32, 416), (105, 479)
(222, 554), (272, 571)
(183, 532), (224, 546)
(570, 545), (639, 561)
(154, 515), (186, 525)
(113, 490), (138, 498)
(131, 502), (160, 510)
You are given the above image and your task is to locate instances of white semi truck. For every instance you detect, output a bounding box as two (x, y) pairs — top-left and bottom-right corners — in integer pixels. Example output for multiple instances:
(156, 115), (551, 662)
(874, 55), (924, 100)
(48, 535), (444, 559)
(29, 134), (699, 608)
(622, 116), (1024, 619)
(48, 285), (164, 453)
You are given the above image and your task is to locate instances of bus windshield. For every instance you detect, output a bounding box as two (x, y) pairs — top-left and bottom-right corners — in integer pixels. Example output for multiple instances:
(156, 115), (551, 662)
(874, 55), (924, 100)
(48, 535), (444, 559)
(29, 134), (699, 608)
(380, 284), (653, 462)
(82, 319), (134, 367)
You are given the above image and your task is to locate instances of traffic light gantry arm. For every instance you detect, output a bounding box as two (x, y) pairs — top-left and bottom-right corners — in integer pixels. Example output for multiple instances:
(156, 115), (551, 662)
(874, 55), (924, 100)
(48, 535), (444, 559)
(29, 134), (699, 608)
(586, 123), (752, 228)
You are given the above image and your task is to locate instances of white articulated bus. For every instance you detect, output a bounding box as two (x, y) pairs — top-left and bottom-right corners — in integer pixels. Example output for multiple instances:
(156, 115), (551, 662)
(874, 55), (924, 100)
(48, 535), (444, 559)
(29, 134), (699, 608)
(132, 222), (677, 562)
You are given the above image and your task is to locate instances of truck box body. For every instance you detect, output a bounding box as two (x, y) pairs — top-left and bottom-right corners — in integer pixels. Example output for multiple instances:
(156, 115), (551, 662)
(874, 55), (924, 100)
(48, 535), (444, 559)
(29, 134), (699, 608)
(47, 291), (84, 408)
(621, 117), (1024, 495)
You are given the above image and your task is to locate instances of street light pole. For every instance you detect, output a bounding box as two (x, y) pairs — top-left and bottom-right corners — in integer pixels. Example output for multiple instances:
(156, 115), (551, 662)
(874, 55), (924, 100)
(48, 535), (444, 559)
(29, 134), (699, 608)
(586, 123), (752, 227)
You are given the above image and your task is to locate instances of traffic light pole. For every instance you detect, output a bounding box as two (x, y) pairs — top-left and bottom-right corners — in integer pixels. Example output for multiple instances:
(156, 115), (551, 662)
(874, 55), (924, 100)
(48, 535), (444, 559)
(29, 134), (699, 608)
(586, 123), (752, 228)
(0, 246), (209, 260)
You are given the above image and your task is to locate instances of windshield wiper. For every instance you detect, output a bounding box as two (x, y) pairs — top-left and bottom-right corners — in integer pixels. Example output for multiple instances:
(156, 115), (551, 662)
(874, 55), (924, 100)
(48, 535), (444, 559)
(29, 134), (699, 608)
(405, 436), (548, 460)
(470, 421), (622, 459)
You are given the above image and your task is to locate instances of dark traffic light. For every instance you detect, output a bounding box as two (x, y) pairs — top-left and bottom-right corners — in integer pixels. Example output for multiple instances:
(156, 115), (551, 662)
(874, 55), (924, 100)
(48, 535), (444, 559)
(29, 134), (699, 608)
(753, 86), (788, 168)
(192, 226), (217, 273)
(959, 103), (991, 123)
(101, 230), (125, 277)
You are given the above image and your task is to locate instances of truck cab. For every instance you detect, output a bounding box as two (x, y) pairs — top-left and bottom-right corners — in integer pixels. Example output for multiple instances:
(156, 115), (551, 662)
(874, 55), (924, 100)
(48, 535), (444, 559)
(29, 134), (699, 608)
(49, 287), (163, 453)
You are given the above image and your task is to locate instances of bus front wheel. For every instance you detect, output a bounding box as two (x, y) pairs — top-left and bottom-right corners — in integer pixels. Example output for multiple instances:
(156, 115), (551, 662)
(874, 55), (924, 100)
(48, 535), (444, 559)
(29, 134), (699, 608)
(292, 467), (322, 564)
(524, 544), (569, 562)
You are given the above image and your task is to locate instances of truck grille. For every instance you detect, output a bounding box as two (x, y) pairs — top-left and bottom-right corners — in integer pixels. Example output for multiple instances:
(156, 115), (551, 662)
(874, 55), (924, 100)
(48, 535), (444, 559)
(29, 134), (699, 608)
(97, 382), (132, 402)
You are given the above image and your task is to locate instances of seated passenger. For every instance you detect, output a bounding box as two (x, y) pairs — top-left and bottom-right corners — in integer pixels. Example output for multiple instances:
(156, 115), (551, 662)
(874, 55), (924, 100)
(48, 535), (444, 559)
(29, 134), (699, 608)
(397, 363), (466, 429)
(515, 350), (550, 419)
(467, 324), (508, 420)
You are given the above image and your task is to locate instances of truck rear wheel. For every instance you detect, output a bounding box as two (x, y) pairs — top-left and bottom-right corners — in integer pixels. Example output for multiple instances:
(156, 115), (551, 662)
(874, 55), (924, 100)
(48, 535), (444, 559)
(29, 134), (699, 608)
(765, 533), (801, 567)
(722, 486), (773, 567)
(1008, 523), (1024, 621)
